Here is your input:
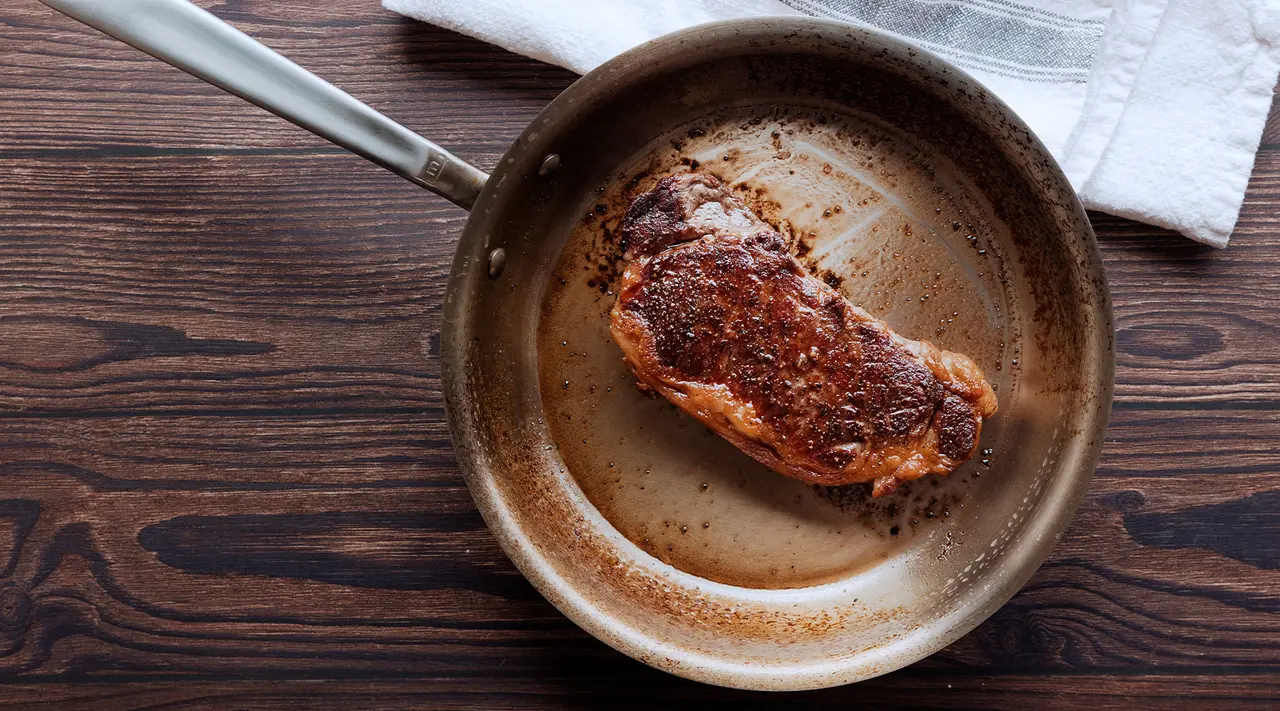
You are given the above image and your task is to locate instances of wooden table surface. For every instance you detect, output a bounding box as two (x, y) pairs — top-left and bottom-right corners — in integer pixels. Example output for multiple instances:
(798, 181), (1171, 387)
(2, 2), (1279, 708)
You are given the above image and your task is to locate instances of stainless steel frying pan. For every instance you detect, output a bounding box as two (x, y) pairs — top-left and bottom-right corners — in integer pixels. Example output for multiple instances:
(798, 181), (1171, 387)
(41, 0), (1114, 690)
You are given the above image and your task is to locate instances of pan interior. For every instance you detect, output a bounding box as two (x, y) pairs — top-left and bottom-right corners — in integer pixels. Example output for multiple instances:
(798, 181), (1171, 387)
(538, 105), (1022, 589)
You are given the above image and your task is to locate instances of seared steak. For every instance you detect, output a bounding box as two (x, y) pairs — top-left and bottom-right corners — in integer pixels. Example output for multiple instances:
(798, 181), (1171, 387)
(610, 173), (998, 496)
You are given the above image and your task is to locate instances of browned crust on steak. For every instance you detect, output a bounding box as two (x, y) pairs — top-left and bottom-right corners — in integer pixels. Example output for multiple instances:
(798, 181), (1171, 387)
(610, 173), (997, 495)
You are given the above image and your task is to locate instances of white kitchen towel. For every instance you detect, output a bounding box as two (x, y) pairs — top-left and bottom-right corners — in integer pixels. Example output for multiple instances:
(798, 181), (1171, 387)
(384, 0), (1280, 247)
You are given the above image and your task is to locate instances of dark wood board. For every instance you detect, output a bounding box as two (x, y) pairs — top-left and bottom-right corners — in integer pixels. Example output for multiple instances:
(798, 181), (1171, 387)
(1, 1), (1278, 708)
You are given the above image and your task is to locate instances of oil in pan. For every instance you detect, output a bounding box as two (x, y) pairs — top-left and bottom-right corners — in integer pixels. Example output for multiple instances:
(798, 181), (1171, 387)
(538, 105), (1021, 589)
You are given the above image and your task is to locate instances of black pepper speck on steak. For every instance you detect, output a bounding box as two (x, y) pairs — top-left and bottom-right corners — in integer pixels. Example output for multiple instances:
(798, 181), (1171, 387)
(610, 173), (998, 496)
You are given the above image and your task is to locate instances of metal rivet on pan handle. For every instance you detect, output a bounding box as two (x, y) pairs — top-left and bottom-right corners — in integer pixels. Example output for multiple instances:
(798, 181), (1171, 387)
(538, 154), (561, 177)
(488, 248), (507, 279)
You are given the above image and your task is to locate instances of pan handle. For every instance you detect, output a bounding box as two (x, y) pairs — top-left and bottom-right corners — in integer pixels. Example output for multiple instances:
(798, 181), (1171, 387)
(39, 0), (489, 210)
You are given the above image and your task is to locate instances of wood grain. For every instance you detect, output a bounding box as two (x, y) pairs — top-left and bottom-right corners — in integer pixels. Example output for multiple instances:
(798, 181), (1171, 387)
(2, 0), (1279, 708)
(4, 676), (1280, 711)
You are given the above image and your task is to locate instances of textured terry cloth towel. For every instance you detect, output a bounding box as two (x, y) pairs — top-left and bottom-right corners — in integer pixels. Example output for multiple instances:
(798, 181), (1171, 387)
(385, 0), (1280, 247)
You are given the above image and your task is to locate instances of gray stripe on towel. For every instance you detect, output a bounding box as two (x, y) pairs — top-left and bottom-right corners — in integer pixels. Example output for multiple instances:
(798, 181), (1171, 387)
(780, 0), (1105, 83)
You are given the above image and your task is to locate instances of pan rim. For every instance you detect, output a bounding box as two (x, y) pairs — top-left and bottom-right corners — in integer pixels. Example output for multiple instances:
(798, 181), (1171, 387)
(441, 15), (1115, 690)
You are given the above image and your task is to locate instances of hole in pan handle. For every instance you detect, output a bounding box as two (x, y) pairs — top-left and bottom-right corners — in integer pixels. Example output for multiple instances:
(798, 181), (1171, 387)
(39, 0), (490, 211)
